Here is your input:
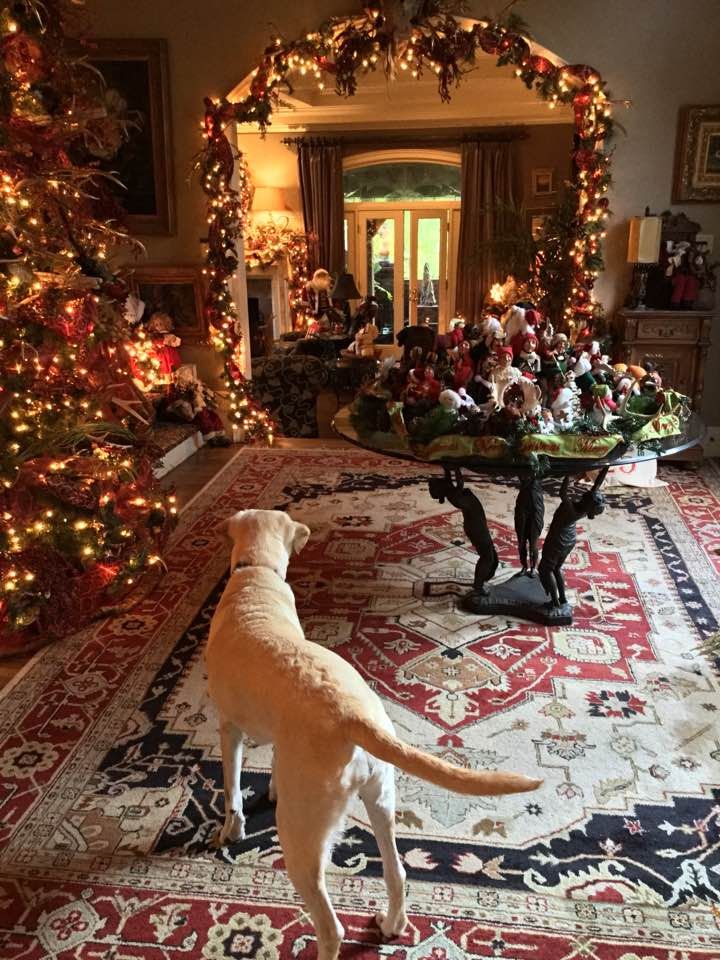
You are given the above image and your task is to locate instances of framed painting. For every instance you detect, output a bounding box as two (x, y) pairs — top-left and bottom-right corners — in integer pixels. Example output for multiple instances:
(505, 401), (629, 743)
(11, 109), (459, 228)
(88, 39), (176, 234)
(673, 105), (720, 203)
(130, 267), (206, 342)
(531, 167), (555, 197)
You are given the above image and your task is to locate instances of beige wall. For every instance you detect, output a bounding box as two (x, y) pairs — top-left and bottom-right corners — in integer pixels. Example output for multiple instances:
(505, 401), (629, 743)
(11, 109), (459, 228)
(87, 0), (720, 417)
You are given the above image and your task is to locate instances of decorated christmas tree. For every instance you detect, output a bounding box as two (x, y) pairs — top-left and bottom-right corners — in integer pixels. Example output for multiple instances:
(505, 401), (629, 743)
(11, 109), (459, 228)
(0, 1), (174, 654)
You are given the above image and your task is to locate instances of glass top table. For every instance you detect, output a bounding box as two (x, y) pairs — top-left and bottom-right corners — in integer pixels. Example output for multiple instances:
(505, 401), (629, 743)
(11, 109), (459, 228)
(332, 405), (705, 477)
(332, 405), (705, 627)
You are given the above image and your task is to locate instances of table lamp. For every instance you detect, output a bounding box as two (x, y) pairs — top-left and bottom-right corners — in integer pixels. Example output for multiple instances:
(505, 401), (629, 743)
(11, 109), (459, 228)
(627, 215), (662, 310)
(330, 272), (362, 325)
(251, 186), (289, 223)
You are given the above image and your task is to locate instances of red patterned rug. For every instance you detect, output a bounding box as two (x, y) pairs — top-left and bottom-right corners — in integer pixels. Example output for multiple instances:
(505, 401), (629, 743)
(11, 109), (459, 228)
(1, 447), (720, 959)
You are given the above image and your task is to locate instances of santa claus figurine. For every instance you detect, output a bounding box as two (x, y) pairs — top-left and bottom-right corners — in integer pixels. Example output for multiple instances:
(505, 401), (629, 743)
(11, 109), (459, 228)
(302, 268), (341, 335)
(453, 340), (475, 390)
(146, 311), (182, 381)
(448, 317), (466, 349)
(404, 363), (442, 409)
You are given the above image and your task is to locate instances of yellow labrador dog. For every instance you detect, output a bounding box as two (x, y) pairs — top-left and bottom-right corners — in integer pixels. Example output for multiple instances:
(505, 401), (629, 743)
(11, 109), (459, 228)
(206, 509), (541, 960)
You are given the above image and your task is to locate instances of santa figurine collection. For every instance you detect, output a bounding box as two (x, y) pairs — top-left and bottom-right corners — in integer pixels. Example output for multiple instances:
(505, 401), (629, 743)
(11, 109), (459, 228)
(353, 295), (686, 449)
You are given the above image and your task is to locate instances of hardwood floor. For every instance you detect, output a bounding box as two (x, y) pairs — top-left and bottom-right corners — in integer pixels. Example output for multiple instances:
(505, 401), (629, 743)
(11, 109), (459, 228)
(0, 436), (349, 692)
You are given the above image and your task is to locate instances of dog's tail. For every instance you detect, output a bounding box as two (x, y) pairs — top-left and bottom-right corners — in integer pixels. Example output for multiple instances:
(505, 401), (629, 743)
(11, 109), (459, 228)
(344, 715), (541, 796)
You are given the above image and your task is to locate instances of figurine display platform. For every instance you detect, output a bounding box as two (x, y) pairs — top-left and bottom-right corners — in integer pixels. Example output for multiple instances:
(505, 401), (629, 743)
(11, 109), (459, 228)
(332, 309), (702, 626)
(335, 405), (702, 626)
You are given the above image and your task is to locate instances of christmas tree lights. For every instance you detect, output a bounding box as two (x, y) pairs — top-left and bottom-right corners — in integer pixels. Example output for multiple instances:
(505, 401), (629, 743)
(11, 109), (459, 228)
(0, 0), (174, 653)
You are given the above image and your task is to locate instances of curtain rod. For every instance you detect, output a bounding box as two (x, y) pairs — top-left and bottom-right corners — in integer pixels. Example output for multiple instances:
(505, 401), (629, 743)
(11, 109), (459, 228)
(282, 128), (529, 149)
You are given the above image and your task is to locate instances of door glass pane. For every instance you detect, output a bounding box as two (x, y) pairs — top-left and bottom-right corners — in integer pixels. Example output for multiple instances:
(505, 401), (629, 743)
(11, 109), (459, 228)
(416, 217), (441, 333)
(365, 217), (395, 344)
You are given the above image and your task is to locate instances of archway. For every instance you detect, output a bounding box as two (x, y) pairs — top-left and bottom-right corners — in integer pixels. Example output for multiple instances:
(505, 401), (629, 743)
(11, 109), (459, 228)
(198, 2), (617, 435)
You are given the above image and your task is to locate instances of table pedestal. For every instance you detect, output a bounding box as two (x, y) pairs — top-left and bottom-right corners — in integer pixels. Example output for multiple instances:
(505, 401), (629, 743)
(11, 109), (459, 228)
(429, 466), (609, 626)
(460, 573), (573, 626)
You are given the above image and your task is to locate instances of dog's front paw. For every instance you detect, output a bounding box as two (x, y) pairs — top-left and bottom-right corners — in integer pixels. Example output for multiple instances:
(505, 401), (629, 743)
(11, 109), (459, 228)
(375, 911), (408, 940)
(213, 812), (246, 848)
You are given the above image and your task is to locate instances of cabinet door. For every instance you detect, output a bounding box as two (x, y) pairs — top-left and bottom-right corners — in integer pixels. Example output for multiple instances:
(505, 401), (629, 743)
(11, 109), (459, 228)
(629, 344), (696, 397)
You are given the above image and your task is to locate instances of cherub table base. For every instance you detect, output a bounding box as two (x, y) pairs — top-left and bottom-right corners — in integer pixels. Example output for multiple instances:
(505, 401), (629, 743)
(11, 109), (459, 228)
(331, 405), (703, 628)
(428, 466), (610, 627)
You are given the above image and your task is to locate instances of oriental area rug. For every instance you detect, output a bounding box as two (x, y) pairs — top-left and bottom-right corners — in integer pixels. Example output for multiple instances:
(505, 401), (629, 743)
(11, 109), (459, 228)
(1, 447), (720, 960)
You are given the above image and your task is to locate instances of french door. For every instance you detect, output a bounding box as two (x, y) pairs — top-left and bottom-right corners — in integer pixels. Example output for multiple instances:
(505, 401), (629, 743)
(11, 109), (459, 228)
(351, 204), (457, 346)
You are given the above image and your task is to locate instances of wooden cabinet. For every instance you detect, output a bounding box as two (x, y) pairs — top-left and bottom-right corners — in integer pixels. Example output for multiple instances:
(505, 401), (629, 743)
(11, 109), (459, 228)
(615, 309), (713, 410)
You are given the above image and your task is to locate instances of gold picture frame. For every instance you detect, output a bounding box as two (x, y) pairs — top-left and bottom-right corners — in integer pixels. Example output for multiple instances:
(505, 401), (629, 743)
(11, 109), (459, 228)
(673, 105), (720, 203)
(129, 266), (206, 342)
(88, 39), (176, 234)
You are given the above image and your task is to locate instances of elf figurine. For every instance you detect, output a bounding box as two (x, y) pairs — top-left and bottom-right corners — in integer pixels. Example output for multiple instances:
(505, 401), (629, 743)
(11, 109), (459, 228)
(516, 334), (541, 376)
(491, 345), (522, 402)
(591, 382), (618, 430)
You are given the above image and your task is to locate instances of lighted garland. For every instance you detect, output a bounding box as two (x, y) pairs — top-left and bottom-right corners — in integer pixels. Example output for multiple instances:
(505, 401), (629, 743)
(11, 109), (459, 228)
(200, 0), (621, 368)
(198, 111), (274, 441)
(244, 220), (311, 329)
(0, 0), (175, 652)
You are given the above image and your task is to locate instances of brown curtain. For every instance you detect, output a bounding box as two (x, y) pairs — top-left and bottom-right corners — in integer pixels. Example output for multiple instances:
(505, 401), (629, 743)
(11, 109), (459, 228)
(297, 139), (345, 275)
(455, 140), (515, 322)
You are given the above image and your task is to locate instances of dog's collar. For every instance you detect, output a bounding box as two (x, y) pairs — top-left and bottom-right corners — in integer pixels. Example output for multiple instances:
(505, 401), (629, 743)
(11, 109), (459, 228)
(233, 561), (282, 578)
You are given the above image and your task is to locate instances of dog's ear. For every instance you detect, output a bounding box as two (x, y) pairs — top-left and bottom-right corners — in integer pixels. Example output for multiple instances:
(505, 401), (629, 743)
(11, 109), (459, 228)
(291, 521), (311, 555)
(216, 511), (245, 541)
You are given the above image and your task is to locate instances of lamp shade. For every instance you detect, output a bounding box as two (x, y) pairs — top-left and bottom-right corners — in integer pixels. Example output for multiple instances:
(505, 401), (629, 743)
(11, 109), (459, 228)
(331, 272), (362, 300)
(252, 186), (287, 213)
(627, 216), (662, 264)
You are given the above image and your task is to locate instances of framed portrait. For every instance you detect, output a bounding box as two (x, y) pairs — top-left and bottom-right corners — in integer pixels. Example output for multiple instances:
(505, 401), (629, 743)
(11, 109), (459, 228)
(130, 266), (206, 342)
(88, 39), (176, 234)
(532, 168), (555, 197)
(673, 105), (720, 203)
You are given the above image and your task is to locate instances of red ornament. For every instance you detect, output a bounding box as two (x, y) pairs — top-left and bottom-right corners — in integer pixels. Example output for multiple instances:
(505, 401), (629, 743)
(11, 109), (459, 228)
(528, 55), (555, 76)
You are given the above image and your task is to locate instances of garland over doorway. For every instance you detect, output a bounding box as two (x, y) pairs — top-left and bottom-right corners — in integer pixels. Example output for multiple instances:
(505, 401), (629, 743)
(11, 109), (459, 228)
(198, 1), (621, 442)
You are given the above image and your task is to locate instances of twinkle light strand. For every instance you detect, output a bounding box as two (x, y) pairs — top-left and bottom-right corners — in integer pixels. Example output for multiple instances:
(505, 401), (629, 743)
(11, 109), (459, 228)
(199, 2), (622, 341)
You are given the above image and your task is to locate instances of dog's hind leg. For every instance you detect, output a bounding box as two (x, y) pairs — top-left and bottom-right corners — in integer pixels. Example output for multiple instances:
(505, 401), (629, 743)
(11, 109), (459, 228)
(360, 766), (407, 939)
(275, 789), (348, 960)
(214, 718), (245, 846)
